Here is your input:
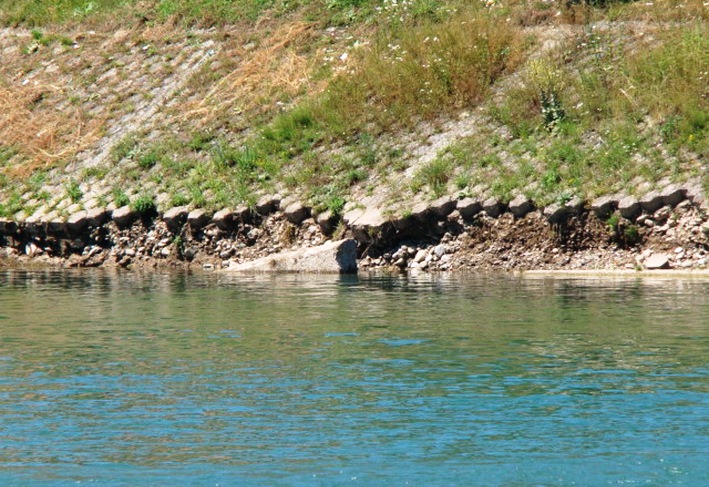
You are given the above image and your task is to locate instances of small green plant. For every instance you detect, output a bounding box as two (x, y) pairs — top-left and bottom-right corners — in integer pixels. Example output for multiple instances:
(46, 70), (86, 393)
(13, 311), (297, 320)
(414, 158), (452, 196)
(607, 213), (620, 232)
(96, 194), (108, 208)
(112, 187), (130, 207)
(65, 179), (83, 203)
(529, 58), (566, 132)
(131, 194), (157, 214)
(0, 191), (23, 218)
(188, 131), (215, 152)
(111, 136), (139, 163)
(623, 224), (640, 245)
(138, 151), (159, 169)
(28, 170), (47, 190)
(170, 192), (191, 207)
(81, 166), (109, 181)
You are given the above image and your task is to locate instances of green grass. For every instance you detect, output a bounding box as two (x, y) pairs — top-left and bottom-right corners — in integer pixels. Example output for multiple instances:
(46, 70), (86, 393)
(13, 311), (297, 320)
(112, 187), (130, 207)
(130, 193), (157, 214)
(65, 179), (83, 203)
(0, 190), (23, 218)
(1, 1), (705, 216)
(0, 0), (385, 27)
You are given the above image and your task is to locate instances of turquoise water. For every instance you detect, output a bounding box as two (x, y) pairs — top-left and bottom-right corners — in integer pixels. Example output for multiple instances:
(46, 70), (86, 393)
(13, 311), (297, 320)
(0, 270), (707, 486)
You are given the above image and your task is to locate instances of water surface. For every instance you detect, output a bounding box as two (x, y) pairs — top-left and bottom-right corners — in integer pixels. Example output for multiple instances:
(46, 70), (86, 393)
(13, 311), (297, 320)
(0, 270), (707, 485)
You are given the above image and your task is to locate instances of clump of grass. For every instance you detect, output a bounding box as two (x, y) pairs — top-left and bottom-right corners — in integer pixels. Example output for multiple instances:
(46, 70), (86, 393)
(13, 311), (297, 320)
(131, 193), (157, 214)
(112, 187), (130, 207)
(138, 151), (160, 169)
(65, 179), (83, 203)
(0, 191), (23, 218)
(413, 158), (452, 197)
(111, 136), (139, 163)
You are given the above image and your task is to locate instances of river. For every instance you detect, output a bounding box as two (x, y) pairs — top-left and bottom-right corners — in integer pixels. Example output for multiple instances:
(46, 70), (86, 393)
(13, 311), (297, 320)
(0, 270), (707, 485)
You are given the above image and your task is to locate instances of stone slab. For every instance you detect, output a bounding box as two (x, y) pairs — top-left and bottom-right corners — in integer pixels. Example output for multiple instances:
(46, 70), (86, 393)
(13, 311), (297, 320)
(227, 239), (357, 274)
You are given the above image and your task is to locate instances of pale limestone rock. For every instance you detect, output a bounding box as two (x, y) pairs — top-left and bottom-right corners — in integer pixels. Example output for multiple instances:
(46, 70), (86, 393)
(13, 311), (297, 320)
(227, 239), (357, 274)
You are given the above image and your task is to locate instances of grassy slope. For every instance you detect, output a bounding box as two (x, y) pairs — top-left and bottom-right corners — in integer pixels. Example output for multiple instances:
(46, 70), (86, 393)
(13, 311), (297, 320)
(0, 0), (706, 219)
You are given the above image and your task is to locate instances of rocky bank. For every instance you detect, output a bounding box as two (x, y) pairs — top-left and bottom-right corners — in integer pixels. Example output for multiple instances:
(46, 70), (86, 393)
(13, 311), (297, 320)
(1, 185), (708, 273)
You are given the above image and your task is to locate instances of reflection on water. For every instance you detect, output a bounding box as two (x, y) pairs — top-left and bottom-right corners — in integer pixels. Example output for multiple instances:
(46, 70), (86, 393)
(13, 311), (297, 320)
(0, 270), (708, 485)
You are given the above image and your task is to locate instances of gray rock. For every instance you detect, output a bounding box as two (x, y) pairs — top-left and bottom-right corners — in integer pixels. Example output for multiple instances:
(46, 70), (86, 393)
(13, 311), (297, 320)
(255, 194), (281, 215)
(413, 249), (427, 263)
(639, 191), (664, 214)
(187, 209), (211, 230)
(163, 206), (189, 231)
(112, 206), (137, 228)
(508, 195), (534, 218)
(343, 207), (389, 243)
(565, 196), (585, 214)
(316, 210), (339, 236)
(428, 196), (456, 218)
(685, 184), (705, 206)
(23, 214), (45, 236)
(644, 253), (671, 270)
(410, 201), (432, 221)
(618, 196), (641, 220)
(86, 208), (109, 227)
(47, 215), (67, 235)
(456, 198), (482, 219)
(213, 208), (235, 230)
(482, 198), (505, 218)
(543, 203), (570, 224)
(234, 205), (255, 223)
(591, 195), (618, 219)
(67, 211), (89, 232)
(283, 202), (311, 224)
(661, 184), (686, 207)
(227, 239), (357, 274)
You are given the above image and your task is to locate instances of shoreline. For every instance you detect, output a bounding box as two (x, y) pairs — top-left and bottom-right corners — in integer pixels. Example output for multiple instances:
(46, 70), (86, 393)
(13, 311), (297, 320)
(1, 190), (707, 275)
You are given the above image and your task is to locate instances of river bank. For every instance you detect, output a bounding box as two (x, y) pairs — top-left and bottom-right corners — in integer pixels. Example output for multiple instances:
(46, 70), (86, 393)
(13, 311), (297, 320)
(2, 186), (707, 273)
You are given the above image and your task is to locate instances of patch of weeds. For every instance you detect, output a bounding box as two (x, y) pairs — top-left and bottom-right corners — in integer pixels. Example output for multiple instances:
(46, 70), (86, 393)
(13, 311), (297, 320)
(479, 153), (502, 169)
(81, 166), (108, 181)
(96, 195), (108, 208)
(131, 194), (157, 215)
(188, 131), (215, 152)
(112, 187), (130, 207)
(0, 191), (23, 218)
(138, 151), (159, 169)
(65, 179), (83, 203)
(541, 163), (561, 194)
(28, 170), (47, 190)
(528, 58), (566, 132)
(454, 173), (470, 191)
(607, 212), (641, 247)
(414, 158), (452, 197)
(170, 192), (191, 207)
(112, 136), (139, 163)
(188, 185), (207, 208)
(0, 145), (18, 166)
(623, 224), (640, 245)
(311, 184), (346, 216)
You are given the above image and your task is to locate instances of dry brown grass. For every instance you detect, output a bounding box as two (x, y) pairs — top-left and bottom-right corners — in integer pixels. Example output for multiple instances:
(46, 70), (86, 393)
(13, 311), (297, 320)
(0, 82), (104, 179)
(175, 20), (324, 130)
